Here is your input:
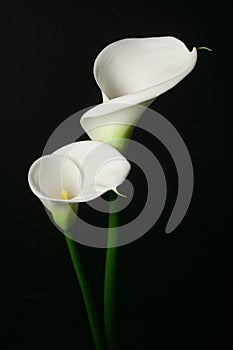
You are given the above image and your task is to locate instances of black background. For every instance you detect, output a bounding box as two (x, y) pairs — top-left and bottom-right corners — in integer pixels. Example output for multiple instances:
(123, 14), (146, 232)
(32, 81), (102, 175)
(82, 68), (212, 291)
(1, 5), (232, 350)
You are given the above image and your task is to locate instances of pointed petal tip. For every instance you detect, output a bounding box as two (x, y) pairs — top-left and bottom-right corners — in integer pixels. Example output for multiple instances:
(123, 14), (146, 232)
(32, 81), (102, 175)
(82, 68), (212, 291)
(112, 187), (127, 198)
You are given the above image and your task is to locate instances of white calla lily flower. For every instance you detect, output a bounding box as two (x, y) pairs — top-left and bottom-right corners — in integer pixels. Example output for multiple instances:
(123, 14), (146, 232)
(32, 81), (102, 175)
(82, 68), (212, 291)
(81, 36), (197, 149)
(28, 141), (130, 230)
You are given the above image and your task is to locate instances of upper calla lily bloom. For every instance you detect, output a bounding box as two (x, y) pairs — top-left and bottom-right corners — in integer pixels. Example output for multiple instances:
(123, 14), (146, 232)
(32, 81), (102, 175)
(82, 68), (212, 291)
(28, 141), (130, 230)
(81, 36), (197, 148)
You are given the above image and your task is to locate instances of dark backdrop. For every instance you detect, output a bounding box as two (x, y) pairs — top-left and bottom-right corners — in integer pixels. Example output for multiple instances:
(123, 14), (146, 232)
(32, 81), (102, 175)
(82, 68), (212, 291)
(1, 5), (232, 350)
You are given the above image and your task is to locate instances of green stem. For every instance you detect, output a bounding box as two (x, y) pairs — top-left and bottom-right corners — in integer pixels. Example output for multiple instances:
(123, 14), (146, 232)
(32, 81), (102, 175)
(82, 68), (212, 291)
(104, 192), (119, 350)
(65, 235), (106, 350)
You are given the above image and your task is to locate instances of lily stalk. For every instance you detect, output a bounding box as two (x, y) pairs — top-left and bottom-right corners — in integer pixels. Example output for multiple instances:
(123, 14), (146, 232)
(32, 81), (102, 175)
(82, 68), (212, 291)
(28, 140), (131, 350)
(65, 233), (106, 350)
(104, 191), (119, 350)
(80, 36), (199, 350)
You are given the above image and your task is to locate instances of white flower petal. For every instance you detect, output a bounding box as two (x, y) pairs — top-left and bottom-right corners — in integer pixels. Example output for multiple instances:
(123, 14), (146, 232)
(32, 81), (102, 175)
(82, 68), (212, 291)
(53, 141), (131, 202)
(28, 154), (82, 206)
(94, 36), (197, 100)
(28, 141), (131, 210)
(81, 37), (197, 143)
(80, 101), (147, 144)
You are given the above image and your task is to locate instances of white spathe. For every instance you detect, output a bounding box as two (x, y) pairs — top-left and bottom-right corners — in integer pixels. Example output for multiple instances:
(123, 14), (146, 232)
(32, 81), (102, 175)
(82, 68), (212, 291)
(80, 36), (197, 146)
(28, 140), (131, 213)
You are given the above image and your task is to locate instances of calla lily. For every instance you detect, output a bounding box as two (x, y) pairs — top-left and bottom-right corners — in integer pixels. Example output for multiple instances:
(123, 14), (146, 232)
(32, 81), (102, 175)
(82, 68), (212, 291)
(80, 36), (197, 150)
(28, 140), (130, 230)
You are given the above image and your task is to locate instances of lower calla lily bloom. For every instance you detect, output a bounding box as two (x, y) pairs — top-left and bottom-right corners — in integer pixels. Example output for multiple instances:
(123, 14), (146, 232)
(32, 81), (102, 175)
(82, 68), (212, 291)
(28, 140), (130, 230)
(80, 36), (197, 149)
